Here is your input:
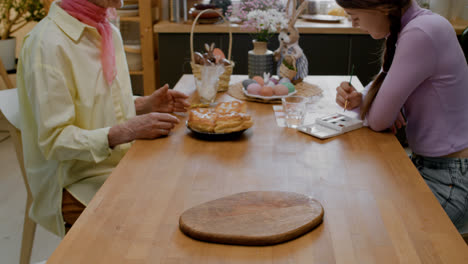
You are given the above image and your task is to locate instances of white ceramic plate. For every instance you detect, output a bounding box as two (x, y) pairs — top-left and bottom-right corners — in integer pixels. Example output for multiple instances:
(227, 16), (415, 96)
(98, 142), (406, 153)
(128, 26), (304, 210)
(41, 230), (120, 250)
(300, 14), (343, 23)
(117, 9), (139, 17)
(119, 4), (139, 10)
(186, 121), (248, 140)
(242, 88), (297, 100)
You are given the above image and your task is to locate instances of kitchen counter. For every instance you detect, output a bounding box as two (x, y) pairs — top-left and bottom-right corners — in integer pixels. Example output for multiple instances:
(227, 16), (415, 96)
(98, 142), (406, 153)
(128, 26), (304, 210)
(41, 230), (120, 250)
(154, 18), (468, 35)
(451, 18), (468, 35)
(153, 18), (468, 88)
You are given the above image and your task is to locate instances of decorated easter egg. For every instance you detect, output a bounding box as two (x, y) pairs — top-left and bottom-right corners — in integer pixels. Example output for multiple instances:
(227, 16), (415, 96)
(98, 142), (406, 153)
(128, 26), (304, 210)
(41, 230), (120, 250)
(270, 77), (279, 85)
(279, 77), (291, 85)
(247, 83), (262, 95)
(265, 81), (275, 87)
(260, 86), (274, 97)
(273, 84), (289, 96)
(242, 79), (257, 89)
(212, 48), (225, 63)
(284, 82), (295, 93)
(252, 76), (264, 86)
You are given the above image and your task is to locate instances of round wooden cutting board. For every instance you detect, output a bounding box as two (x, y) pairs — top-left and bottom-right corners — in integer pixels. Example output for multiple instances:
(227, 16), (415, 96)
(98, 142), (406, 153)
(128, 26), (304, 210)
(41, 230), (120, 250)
(179, 191), (324, 246)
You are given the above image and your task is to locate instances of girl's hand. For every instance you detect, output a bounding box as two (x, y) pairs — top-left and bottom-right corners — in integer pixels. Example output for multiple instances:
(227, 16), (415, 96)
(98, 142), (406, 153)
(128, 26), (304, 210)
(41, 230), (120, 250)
(336, 81), (362, 110)
(390, 112), (406, 134)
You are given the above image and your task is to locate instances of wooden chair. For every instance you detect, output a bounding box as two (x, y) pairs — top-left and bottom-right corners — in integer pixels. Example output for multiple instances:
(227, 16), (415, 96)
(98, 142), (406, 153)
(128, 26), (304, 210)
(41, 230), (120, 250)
(461, 27), (468, 64)
(456, 27), (468, 245)
(0, 59), (36, 264)
(0, 57), (14, 140)
(0, 57), (14, 90)
(460, 222), (468, 245)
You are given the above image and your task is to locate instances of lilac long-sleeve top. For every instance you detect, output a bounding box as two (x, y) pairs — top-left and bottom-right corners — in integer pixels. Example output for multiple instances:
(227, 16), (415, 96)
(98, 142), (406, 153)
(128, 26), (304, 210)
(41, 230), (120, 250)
(365, 1), (468, 157)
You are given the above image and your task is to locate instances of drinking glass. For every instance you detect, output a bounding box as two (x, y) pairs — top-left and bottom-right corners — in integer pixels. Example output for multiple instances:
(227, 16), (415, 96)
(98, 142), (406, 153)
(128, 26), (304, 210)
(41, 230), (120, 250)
(195, 65), (225, 103)
(195, 78), (218, 103)
(282, 96), (308, 128)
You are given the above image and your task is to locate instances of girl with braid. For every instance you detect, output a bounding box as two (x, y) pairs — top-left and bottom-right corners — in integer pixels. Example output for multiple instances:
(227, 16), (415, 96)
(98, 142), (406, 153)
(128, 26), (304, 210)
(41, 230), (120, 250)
(335, 0), (468, 232)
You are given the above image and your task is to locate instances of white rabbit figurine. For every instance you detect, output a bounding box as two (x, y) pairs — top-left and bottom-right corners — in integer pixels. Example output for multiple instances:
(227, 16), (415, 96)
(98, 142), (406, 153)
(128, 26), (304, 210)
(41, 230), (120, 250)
(274, 0), (308, 83)
(263, 72), (275, 87)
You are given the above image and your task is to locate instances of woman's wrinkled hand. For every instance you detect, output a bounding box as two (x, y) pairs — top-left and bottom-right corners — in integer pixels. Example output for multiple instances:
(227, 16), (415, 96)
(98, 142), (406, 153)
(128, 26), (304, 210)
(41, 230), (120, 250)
(335, 81), (362, 110)
(108, 113), (180, 147)
(136, 84), (190, 115)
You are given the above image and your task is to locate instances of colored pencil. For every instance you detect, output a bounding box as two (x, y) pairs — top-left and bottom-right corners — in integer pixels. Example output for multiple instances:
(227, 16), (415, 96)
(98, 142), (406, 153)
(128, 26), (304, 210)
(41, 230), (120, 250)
(344, 65), (354, 112)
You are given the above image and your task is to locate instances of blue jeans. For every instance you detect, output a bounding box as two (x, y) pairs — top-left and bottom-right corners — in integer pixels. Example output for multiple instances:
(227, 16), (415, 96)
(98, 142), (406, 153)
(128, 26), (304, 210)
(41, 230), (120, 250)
(411, 154), (468, 232)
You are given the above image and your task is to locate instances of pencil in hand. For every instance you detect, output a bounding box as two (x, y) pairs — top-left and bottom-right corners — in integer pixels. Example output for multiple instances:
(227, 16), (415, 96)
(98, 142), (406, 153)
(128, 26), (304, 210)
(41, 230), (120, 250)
(344, 65), (355, 113)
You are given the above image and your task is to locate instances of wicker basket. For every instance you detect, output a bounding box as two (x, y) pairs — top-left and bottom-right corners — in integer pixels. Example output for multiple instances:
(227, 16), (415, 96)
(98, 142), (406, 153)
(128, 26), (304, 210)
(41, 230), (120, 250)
(190, 9), (234, 92)
(279, 57), (297, 80)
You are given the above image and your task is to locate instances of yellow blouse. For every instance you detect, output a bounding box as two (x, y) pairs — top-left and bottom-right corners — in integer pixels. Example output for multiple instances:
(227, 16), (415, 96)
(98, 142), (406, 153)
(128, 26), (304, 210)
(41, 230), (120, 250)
(17, 2), (135, 236)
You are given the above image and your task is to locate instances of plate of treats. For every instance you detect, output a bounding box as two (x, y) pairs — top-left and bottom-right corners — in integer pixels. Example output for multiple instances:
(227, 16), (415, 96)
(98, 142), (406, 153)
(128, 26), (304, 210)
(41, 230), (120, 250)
(187, 101), (253, 140)
(242, 75), (297, 101)
(300, 14), (344, 23)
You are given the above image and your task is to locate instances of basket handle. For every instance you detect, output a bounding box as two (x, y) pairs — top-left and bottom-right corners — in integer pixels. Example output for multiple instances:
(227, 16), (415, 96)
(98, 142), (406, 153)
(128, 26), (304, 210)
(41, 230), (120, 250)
(190, 9), (232, 64)
(284, 55), (297, 70)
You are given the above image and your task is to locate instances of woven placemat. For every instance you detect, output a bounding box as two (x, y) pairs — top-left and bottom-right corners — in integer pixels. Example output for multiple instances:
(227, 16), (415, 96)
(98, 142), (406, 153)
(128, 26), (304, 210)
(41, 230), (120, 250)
(227, 81), (322, 104)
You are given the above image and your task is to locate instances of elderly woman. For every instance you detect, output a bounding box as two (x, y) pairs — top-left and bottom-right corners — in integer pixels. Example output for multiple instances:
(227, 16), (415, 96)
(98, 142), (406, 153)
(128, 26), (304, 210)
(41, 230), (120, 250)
(335, 0), (468, 232)
(17, 0), (189, 237)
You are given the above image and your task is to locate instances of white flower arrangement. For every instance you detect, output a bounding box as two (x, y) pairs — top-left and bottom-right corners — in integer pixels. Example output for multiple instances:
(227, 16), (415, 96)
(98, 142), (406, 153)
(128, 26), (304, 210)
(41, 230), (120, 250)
(226, 0), (288, 42)
(243, 9), (289, 42)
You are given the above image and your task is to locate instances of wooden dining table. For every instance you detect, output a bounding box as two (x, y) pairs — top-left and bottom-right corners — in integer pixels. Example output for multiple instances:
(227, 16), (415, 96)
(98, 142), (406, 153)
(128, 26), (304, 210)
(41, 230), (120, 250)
(48, 75), (468, 263)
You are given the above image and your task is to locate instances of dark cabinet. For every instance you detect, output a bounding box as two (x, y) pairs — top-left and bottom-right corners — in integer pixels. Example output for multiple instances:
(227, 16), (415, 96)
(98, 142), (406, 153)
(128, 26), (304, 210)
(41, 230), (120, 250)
(349, 35), (385, 87)
(158, 33), (384, 88)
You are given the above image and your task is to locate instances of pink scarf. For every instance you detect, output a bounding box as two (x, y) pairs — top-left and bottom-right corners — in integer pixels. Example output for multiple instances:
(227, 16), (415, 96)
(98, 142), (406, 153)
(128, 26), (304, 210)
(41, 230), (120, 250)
(61, 0), (116, 85)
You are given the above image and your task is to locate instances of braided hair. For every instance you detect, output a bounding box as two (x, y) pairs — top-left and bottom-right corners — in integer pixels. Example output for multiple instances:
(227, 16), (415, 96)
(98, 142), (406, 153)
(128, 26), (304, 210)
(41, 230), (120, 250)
(336, 0), (410, 119)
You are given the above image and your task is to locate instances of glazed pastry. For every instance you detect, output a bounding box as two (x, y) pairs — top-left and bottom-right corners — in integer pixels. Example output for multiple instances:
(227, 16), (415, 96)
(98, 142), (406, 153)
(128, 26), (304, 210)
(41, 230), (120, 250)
(188, 101), (253, 133)
(188, 108), (217, 132)
(215, 101), (247, 115)
(214, 112), (253, 133)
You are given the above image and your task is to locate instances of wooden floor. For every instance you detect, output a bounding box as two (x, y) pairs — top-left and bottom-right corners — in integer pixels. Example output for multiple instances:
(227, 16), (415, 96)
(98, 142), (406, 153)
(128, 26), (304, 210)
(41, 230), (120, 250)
(0, 121), (61, 264)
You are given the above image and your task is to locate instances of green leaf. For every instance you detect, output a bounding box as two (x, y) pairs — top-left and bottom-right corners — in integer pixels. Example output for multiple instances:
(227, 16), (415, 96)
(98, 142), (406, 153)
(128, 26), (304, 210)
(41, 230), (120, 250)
(282, 59), (295, 70)
(0, 0), (45, 38)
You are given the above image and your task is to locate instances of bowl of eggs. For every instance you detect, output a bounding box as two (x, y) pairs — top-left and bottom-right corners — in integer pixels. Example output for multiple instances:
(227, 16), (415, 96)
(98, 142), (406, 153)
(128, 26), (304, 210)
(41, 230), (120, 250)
(242, 76), (296, 100)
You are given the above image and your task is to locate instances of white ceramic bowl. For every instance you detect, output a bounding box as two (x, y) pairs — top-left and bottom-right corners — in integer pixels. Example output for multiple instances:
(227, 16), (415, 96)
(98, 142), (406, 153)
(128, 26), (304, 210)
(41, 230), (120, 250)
(117, 9), (139, 17)
(124, 44), (142, 71)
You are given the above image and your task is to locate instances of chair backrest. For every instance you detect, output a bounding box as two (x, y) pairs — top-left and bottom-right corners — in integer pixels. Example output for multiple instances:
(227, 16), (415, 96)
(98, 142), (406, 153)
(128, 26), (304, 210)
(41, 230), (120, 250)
(0, 88), (21, 129)
(0, 88), (31, 198)
(0, 58), (22, 175)
(0, 58), (14, 90)
(1, 55), (38, 264)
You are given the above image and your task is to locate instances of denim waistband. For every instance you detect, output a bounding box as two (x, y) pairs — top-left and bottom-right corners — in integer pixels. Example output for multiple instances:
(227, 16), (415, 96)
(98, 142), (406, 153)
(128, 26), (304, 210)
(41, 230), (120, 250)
(412, 153), (468, 172)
